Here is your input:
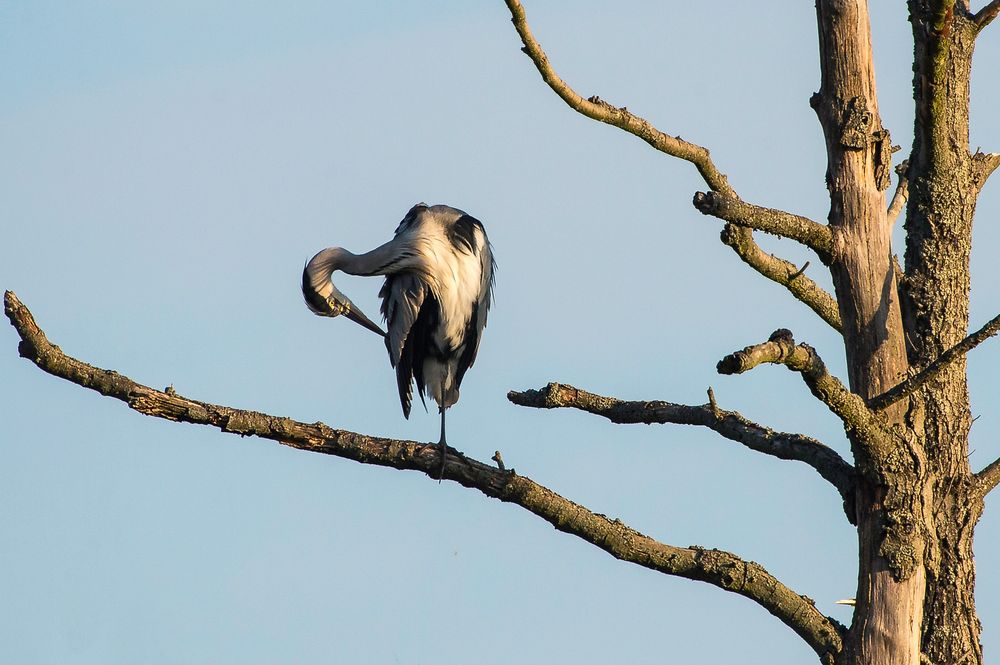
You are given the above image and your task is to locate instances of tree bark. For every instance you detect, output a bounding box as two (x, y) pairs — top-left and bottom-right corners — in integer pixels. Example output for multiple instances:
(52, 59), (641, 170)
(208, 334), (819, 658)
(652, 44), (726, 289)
(7, 2), (996, 663)
(904, 5), (983, 664)
(476, 2), (998, 663)
(813, 2), (925, 664)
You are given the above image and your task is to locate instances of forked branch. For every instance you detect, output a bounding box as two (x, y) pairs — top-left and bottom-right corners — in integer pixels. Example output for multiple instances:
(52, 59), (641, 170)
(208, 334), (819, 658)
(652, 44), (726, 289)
(508, 382), (856, 512)
(4, 290), (844, 660)
(718, 329), (897, 462)
(504, 0), (842, 333)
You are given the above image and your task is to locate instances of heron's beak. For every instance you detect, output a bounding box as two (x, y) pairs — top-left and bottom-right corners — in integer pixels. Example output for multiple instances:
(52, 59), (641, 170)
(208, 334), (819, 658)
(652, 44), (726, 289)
(302, 263), (387, 337)
(342, 300), (387, 337)
(323, 292), (385, 337)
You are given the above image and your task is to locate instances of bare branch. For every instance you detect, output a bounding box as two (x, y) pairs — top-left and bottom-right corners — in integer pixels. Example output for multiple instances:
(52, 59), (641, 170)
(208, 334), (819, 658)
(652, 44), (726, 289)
(720, 225), (843, 332)
(503, 0), (733, 195)
(869, 312), (1000, 410)
(974, 0), (1000, 28)
(887, 160), (910, 226)
(2, 290), (846, 660)
(972, 151), (1000, 190)
(717, 329), (897, 462)
(692, 191), (833, 263)
(975, 456), (1000, 496)
(508, 382), (856, 512)
(717, 329), (823, 375)
(505, 0), (844, 333)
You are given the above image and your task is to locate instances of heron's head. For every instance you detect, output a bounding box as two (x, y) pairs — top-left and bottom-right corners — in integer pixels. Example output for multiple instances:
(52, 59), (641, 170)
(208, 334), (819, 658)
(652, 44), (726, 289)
(302, 250), (386, 336)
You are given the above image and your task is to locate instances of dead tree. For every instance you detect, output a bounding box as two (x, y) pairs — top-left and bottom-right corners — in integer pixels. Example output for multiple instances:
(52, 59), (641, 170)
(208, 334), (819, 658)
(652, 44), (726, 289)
(6, 2), (1000, 663)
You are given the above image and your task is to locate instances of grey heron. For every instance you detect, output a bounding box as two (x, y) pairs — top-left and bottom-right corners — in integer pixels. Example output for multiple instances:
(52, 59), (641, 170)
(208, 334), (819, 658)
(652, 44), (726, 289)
(302, 203), (495, 476)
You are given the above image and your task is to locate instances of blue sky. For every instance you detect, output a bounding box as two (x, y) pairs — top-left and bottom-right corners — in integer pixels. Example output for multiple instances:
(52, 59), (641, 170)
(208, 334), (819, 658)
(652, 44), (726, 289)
(2, 2), (1000, 663)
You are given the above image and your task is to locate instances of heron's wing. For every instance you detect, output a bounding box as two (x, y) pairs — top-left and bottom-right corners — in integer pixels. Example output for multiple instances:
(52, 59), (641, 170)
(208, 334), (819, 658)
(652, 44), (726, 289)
(455, 227), (496, 389)
(379, 273), (426, 418)
(379, 273), (426, 367)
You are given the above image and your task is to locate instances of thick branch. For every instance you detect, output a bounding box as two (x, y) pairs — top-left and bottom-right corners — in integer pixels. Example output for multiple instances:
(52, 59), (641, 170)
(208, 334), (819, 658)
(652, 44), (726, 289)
(693, 191), (833, 263)
(719, 225), (842, 332)
(975, 456), (1000, 496)
(868, 312), (1000, 410)
(974, 0), (1000, 28)
(504, 0), (733, 195)
(717, 329), (896, 462)
(4, 289), (845, 660)
(508, 382), (856, 512)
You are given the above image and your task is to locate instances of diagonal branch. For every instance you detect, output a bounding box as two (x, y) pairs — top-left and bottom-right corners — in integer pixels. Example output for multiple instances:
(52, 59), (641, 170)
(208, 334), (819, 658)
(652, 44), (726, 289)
(972, 151), (1000, 190)
(3, 290), (846, 661)
(974, 0), (1000, 29)
(504, 0), (843, 333)
(975, 456), (1000, 497)
(868, 312), (1000, 410)
(717, 329), (897, 462)
(504, 0), (733, 194)
(507, 381), (856, 514)
(693, 192), (833, 263)
(719, 225), (842, 332)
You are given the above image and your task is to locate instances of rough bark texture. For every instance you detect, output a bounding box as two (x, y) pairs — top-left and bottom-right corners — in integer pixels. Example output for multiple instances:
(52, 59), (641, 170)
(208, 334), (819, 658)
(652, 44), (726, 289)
(504, 1), (996, 663)
(903, 5), (983, 664)
(508, 381), (857, 510)
(3, 290), (847, 662)
(7, 2), (998, 664)
(813, 4), (924, 662)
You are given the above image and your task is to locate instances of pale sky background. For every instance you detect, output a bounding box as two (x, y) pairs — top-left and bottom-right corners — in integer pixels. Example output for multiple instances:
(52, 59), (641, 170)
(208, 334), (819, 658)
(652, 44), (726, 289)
(2, 2), (1000, 663)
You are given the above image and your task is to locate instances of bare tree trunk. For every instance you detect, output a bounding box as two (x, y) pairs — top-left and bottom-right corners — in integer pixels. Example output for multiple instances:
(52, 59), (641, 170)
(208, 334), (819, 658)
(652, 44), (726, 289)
(903, 5), (983, 664)
(813, 2), (924, 663)
(10, 2), (1000, 664)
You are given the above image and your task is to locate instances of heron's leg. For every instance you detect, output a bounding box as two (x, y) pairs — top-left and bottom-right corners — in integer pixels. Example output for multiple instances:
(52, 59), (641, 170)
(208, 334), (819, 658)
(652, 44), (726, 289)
(436, 407), (448, 480)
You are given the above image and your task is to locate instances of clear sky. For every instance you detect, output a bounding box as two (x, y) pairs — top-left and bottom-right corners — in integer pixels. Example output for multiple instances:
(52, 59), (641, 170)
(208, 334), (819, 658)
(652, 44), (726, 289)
(2, 2), (999, 663)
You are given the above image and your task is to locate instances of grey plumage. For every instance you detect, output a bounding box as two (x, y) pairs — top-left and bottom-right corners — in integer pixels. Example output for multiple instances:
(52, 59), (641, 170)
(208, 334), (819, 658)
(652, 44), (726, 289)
(302, 203), (495, 460)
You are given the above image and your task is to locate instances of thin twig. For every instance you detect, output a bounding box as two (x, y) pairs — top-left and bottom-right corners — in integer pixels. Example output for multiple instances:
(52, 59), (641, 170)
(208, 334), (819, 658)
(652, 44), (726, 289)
(869, 312), (1000, 410)
(707, 386), (721, 419)
(789, 261), (811, 281)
